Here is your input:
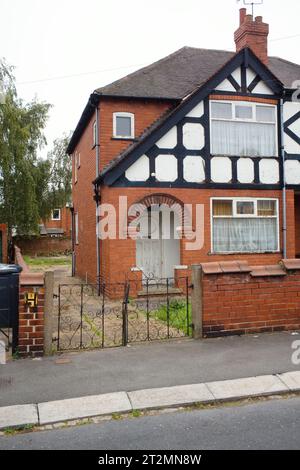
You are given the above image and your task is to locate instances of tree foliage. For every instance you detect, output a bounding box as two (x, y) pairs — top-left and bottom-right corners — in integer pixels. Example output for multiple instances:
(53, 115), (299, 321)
(0, 58), (72, 236)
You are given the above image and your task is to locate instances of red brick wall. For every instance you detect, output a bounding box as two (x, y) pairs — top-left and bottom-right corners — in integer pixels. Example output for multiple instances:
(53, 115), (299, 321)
(295, 195), (300, 257)
(0, 223), (8, 263)
(99, 98), (173, 170)
(98, 187), (295, 284)
(72, 106), (97, 282)
(15, 237), (71, 257)
(72, 97), (174, 283)
(202, 268), (300, 337)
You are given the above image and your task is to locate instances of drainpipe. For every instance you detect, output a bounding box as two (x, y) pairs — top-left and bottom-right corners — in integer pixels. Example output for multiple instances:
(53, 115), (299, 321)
(95, 102), (101, 284)
(280, 97), (287, 259)
(69, 205), (75, 277)
(89, 93), (101, 284)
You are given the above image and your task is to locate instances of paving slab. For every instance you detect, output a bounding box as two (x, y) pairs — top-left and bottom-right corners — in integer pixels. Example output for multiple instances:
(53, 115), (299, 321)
(38, 392), (132, 425)
(128, 383), (214, 410)
(206, 375), (289, 401)
(0, 404), (38, 430)
(278, 371), (300, 392)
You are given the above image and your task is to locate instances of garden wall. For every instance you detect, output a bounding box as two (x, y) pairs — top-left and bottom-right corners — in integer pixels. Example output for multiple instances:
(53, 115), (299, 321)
(200, 260), (300, 337)
(15, 236), (71, 257)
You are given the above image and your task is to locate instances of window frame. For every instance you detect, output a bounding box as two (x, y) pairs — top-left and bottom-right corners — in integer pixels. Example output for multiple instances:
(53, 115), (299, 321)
(93, 120), (97, 147)
(210, 197), (280, 254)
(74, 152), (78, 183)
(51, 209), (61, 221)
(209, 100), (278, 157)
(113, 112), (135, 139)
(75, 212), (79, 245)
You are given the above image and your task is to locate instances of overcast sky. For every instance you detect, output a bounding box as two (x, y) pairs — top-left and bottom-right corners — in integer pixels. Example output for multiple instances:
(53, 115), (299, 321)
(1, 0), (300, 156)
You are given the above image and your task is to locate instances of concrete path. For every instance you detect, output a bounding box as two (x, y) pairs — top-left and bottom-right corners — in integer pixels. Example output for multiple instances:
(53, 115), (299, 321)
(0, 331), (299, 407)
(0, 371), (299, 430)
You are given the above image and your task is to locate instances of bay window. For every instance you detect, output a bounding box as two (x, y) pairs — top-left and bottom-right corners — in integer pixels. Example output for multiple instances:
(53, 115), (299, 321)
(211, 198), (279, 253)
(210, 101), (277, 157)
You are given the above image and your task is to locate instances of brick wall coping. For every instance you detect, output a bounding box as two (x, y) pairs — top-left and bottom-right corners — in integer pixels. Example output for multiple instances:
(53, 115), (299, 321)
(20, 273), (44, 286)
(200, 259), (300, 277)
(281, 259), (300, 270)
(201, 261), (252, 275)
(15, 245), (30, 273)
(15, 245), (44, 286)
(251, 265), (286, 277)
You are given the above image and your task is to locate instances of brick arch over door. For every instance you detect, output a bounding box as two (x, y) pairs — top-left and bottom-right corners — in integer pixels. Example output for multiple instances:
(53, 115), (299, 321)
(127, 193), (190, 233)
(128, 193), (184, 280)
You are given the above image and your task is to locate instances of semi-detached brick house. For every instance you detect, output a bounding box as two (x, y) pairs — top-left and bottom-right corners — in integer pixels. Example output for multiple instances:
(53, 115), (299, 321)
(67, 9), (300, 288)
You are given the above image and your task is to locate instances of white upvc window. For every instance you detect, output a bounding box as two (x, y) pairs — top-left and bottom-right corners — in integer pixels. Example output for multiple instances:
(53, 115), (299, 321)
(52, 209), (61, 221)
(74, 152), (78, 183)
(113, 112), (134, 139)
(210, 100), (278, 157)
(93, 121), (97, 147)
(75, 212), (79, 245)
(211, 197), (279, 253)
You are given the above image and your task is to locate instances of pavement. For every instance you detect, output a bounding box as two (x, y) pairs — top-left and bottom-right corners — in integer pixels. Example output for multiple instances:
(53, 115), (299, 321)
(0, 330), (299, 431)
(1, 396), (299, 450)
(0, 370), (299, 430)
(0, 331), (299, 407)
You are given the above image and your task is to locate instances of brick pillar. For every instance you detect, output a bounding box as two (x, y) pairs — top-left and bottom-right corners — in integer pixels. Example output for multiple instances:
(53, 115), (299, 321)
(286, 190), (296, 259)
(18, 273), (45, 357)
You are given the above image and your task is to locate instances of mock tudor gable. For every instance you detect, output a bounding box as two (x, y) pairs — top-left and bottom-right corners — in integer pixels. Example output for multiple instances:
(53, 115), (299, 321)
(97, 48), (284, 190)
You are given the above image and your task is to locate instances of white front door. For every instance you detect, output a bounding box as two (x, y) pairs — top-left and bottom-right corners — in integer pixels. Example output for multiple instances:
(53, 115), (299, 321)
(136, 205), (180, 281)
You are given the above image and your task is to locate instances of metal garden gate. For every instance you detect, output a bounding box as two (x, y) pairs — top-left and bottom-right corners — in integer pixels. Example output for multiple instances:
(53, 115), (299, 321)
(54, 277), (191, 352)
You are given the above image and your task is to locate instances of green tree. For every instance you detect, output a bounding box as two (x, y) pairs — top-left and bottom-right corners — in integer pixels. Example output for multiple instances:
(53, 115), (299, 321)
(0, 58), (51, 235)
(45, 133), (72, 215)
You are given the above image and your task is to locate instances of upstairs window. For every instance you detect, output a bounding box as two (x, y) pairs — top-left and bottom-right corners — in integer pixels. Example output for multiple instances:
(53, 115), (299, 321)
(74, 152), (80, 183)
(211, 198), (279, 253)
(93, 121), (97, 147)
(113, 112), (134, 139)
(52, 209), (61, 221)
(75, 212), (79, 245)
(210, 101), (277, 157)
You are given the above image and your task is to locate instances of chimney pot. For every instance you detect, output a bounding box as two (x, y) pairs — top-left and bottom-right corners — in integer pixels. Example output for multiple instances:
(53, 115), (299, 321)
(245, 14), (253, 23)
(255, 16), (263, 23)
(240, 8), (247, 25)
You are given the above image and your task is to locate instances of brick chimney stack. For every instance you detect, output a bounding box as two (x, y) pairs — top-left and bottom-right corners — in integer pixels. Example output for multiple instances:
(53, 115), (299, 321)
(234, 8), (269, 65)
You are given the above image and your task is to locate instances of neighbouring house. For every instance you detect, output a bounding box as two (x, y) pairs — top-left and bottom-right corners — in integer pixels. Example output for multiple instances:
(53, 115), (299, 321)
(0, 223), (8, 263)
(39, 206), (72, 239)
(67, 9), (300, 287)
(14, 207), (72, 257)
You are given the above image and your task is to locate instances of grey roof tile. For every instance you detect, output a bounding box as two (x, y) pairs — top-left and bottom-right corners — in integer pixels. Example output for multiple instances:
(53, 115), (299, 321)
(69, 47), (300, 156)
(96, 47), (300, 99)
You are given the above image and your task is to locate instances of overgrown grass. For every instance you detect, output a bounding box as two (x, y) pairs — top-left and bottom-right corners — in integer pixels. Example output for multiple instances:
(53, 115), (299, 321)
(23, 255), (71, 267)
(151, 299), (191, 335)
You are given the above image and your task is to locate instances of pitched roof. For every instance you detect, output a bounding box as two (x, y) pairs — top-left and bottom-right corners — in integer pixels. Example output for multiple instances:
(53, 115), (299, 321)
(96, 47), (300, 100)
(67, 47), (300, 155)
(96, 47), (285, 184)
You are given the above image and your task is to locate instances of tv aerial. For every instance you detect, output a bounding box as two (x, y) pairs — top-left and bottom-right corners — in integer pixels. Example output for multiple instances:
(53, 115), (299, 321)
(237, 0), (264, 17)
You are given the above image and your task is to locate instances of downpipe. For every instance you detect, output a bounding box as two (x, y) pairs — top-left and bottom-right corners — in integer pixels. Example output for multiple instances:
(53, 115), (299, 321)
(280, 98), (287, 260)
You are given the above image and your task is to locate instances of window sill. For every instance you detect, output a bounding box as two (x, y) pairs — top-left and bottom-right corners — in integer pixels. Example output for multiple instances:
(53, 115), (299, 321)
(209, 251), (281, 256)
(111, 137), (136, 142)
